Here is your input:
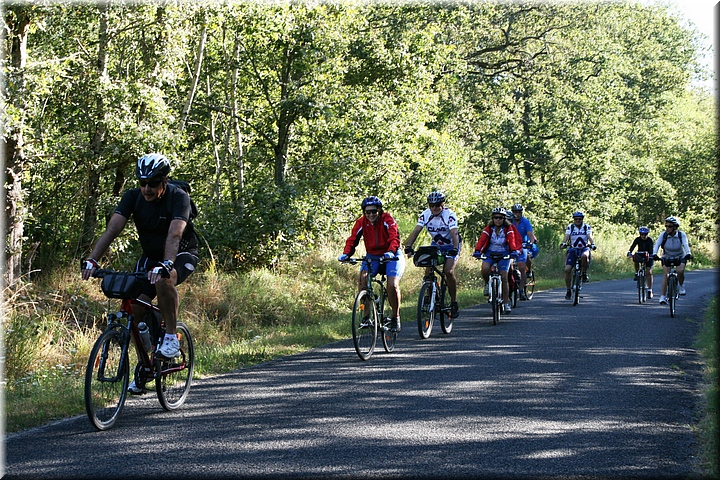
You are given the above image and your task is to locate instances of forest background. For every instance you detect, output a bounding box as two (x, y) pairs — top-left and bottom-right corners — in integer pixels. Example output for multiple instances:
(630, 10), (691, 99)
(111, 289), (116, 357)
(0, 0), (718, 449)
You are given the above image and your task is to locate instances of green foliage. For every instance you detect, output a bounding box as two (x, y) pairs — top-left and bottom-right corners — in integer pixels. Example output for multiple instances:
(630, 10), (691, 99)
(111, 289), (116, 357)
(3, 1), (715, 275)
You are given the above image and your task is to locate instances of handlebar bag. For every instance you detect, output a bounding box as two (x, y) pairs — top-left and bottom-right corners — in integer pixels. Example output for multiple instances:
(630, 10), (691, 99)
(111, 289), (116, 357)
(101, 273), (144, 299)
(413, 246), (443, 267)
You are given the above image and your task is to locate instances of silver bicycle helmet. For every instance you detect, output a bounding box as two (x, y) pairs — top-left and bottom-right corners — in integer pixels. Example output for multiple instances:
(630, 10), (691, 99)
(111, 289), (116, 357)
(665, 216), (679, 227)
(427, 191), (446, 204)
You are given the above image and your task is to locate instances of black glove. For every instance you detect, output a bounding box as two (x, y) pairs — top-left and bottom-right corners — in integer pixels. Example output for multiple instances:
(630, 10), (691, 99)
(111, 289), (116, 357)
(404, 245), (415, 255)
(684, 254), (693, 261)
(560, 242), (567, 249)
(590, 244), (597, 251)
(447, 249), (458, 257)
(652, 254), (660, 261)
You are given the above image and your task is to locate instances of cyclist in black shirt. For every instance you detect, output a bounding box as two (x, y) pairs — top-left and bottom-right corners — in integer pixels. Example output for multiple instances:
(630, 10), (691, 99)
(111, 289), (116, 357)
(626, 226), (655, 298)
(81, 153), (199, 392)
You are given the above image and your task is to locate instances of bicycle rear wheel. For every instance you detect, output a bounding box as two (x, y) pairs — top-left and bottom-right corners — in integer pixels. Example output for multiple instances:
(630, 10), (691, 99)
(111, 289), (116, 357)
(572, 268), (581, 306)
(491, 277), (500, 325)
(417, 282), (435, 339)
(524, 269), (535, 300)
(377, 283), (396, 353)
(156, 322), (194, 410)
(439, 281), (453, 334)
(352, 290), (378, 360)
(85, 328), (129, 431)
(668, 276), (677, 318)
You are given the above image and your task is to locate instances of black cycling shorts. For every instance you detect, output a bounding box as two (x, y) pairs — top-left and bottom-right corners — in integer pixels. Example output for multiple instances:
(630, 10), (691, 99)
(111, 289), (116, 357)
(134, 252), (199, 299)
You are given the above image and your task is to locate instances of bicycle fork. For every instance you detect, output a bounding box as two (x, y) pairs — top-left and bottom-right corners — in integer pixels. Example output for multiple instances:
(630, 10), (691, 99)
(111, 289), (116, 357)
(426, 281), (437, 311)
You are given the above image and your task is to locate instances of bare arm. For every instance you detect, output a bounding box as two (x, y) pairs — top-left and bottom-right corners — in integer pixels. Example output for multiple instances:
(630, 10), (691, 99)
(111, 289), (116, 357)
(82, 214), (128, 280)
(404, 225), (424, 251)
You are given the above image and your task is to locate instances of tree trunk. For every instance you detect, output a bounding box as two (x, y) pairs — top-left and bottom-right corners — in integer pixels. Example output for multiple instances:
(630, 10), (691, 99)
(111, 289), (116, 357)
(3, 7), (31, 285)
(79, 1), (110, 251)
(179, 21), (208, 132)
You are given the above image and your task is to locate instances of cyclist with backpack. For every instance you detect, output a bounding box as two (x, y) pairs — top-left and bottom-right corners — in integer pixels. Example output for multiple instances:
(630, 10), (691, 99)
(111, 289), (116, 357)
(510, 204), (538, 301)
(81, 153), (199, 393)
(560, 211), (597, 300)
(652, 216), (693, 305)
(404, 191), (462, 319)
(338, 196), (405, 332)
(472, 207), (523, 314)
(627, 226), (655, 299)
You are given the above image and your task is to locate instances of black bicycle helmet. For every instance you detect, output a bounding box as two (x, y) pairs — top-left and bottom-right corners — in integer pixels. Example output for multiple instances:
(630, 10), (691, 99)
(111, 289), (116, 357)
(511, 203), (523, 212)
(427, 191), (446, 204)
(136, 153), (171, 179)
(491, 207), (506, 216)
(665, 216), (679, 227)
(361, 196), (383, 209)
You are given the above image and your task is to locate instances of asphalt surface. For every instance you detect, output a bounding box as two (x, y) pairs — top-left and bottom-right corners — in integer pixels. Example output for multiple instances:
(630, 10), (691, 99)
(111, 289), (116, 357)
(4, 268), (718, 479)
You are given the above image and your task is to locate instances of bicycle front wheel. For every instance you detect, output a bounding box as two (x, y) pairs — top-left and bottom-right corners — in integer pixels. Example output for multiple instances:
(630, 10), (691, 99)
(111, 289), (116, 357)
(85, 328), (129, 431)
(637, 272), (645, 304)
(352, 290), (378, 360)
(491, 277), (500, 325)
(417, 282), (435, 339)
(439, 281), (453, 334)
(156, 322), (194, 410)
(524, 269), (535, 300)
(668, 276), (677, 318)
(572, 269), (581, 306)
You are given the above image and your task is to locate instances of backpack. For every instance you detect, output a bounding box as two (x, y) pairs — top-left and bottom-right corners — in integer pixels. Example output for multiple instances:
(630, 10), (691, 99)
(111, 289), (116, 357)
(168, 179), (198, 221)
(660, 230), (683, 251)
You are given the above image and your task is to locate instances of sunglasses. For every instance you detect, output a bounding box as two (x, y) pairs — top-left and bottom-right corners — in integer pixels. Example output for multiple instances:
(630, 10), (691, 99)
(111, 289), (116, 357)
(139, 179), (162, 188)
(364, 209), (379, 215)
(429, 203), (442, 208)
(492, 216), (505, 220)
(665, 224), (675, 228)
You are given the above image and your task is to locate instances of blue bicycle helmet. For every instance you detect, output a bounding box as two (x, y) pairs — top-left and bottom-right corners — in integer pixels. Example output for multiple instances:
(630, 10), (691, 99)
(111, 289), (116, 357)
(361, 196), (383, 210)
(572, 211), (584, 218)
(638, 226), (649, 234)
(511, 203), (523, 212)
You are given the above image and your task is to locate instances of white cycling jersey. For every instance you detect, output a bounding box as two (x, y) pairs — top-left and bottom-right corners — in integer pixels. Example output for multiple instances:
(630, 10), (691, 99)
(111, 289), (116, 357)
(565, 222), (592, 248)
(416, 207), (458, 247)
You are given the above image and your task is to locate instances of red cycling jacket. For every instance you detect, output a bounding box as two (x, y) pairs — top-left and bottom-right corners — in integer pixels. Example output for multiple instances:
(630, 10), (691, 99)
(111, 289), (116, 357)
(343, 211), (401, 256)
(474, 224), (523, 253)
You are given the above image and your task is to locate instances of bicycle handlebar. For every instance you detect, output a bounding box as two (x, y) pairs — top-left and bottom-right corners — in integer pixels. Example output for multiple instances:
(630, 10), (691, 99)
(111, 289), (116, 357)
(340, 256), (399, 266)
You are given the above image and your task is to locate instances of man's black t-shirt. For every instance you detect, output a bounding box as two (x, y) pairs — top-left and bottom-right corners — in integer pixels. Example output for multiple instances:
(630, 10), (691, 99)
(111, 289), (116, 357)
(115, 183), (199, 260)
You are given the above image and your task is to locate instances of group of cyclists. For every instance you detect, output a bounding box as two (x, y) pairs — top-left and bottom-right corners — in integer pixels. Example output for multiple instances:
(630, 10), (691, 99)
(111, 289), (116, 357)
(339, 190), (696, 327)
(626, 216), (693, 305)
(78, 152), (695, 397)
(338, 191), (542, 325)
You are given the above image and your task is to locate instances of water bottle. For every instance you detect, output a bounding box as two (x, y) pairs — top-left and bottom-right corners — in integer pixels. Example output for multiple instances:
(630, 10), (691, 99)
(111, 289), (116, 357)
(137, 322), (152, 352)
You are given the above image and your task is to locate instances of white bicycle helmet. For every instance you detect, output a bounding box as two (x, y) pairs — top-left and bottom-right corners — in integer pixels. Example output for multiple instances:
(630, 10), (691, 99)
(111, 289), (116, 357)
(136, 153), (171, 179)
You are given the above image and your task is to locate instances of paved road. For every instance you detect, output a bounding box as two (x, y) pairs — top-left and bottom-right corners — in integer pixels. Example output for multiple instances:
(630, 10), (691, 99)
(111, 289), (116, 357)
(4, 269), (718, 478)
